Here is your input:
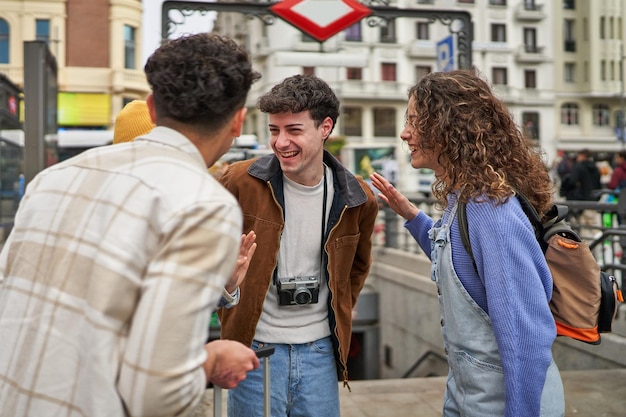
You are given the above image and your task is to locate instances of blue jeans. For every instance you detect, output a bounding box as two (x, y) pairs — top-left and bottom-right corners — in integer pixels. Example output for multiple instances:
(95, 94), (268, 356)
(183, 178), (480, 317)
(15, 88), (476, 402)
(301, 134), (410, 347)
(228, 337), (340, 417)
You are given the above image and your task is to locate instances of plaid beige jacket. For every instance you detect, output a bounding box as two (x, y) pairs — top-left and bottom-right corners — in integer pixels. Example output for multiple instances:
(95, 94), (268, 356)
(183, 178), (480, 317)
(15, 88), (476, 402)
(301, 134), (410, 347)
(0, 127), (241, 417)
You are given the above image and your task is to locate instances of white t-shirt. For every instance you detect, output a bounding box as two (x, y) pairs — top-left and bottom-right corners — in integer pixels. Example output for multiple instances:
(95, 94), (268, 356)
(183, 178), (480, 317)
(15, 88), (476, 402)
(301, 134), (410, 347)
(254, 165), (335, 344)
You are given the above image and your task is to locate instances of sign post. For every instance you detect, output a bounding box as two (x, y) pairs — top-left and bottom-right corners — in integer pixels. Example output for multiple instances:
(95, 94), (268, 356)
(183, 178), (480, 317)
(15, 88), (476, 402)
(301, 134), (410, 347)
(436, 35), (455, 72)
(161, 1), (473, 69)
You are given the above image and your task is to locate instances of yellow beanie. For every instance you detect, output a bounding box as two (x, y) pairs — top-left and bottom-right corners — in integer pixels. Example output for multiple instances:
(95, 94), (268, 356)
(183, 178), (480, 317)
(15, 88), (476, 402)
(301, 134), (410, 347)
(113, 100), (155, 144)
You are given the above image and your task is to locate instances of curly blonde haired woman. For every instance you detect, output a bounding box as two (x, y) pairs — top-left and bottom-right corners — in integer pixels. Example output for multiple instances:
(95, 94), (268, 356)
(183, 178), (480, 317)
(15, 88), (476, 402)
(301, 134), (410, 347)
(372, 68), (564, 417)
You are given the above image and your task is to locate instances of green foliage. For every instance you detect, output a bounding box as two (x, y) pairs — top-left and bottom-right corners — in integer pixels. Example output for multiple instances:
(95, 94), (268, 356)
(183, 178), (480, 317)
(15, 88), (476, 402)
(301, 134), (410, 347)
(325, 135), (346, 157)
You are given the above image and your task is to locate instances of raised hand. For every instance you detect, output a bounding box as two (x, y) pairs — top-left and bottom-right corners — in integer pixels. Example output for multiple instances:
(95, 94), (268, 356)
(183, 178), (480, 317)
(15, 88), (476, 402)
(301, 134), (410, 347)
(225, 231), (257, 294)
(370, 172), (420, 221)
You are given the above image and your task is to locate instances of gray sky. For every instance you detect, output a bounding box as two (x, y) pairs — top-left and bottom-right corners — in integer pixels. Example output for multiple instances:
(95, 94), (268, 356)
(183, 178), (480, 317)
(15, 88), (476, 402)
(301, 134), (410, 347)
(142, 0), (215, 66)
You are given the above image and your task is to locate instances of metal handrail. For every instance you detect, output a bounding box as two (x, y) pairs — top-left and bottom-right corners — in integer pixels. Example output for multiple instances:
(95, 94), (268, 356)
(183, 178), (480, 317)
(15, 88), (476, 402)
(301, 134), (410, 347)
(376, 196), (626, 284)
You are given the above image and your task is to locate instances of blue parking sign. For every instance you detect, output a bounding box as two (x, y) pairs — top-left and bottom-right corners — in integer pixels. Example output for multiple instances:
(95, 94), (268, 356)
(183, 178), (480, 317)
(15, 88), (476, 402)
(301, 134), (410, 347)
(436, 35), (455, 72)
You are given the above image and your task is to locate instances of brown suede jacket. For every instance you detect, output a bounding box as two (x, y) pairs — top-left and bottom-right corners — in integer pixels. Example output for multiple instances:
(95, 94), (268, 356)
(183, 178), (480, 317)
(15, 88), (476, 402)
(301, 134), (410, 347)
(218, 150), (378, 385)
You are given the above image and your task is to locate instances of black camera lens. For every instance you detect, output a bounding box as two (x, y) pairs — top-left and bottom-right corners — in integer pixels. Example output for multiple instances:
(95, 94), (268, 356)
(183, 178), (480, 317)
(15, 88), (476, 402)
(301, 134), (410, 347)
(294, 289), (312, 304)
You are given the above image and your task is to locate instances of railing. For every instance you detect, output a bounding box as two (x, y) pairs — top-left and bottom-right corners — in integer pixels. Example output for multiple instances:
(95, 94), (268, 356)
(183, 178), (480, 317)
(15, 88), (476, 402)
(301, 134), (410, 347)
(375, 192), (626, 284)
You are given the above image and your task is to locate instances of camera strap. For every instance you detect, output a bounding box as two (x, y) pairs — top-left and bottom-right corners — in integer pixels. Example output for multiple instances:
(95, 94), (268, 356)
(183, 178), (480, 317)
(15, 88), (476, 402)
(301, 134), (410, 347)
(321, 168), (327, 267)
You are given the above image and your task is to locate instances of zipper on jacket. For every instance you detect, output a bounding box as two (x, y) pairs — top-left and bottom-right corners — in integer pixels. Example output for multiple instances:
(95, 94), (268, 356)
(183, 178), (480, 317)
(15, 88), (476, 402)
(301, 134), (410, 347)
(327, 204), (352, 389)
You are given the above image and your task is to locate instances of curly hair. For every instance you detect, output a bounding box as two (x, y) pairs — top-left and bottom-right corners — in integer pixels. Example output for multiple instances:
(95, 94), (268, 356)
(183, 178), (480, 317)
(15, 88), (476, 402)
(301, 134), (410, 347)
(257, 75), (340, 138)
(144, 33), (261, 132)
(408, 67), (553, 215)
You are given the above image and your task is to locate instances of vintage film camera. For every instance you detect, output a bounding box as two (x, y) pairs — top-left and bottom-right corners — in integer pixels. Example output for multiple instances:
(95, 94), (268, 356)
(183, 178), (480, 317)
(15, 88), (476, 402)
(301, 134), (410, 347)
(277, 276), (320, 306)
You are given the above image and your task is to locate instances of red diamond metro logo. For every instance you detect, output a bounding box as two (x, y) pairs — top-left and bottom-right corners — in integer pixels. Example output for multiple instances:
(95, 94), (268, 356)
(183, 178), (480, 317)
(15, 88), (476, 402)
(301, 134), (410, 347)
(270, 0), (372, 42)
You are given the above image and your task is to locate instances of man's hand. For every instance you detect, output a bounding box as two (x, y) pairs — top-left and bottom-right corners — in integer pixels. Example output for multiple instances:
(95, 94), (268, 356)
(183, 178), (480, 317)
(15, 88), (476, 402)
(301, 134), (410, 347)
(225, 231), (257, 294)
(203, 340), (260, 389)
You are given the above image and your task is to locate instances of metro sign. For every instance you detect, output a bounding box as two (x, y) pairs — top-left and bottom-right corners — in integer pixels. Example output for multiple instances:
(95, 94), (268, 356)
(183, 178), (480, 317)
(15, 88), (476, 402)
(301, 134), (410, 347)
(270, 0), (372, 42)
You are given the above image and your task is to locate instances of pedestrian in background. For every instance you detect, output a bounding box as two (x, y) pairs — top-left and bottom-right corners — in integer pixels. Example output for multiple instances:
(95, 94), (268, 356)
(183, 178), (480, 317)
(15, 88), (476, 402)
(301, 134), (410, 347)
(371, 68), (564, 417)
(608, 150), (626, 191)
(568, 148), (602, 236)
(569, 148), (601, 201)
(112, 99), (155, 144)
(218, 74), (379, 417)
(556, 151), (576, 200)
(0, 33), (261, 417)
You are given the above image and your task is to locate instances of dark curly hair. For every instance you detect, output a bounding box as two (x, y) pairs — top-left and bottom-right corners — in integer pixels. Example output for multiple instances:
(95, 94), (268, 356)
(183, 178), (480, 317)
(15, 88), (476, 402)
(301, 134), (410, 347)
(144, 33), (261, 132)
(257, 75), (340, 139)
(408, 67), (553, 214)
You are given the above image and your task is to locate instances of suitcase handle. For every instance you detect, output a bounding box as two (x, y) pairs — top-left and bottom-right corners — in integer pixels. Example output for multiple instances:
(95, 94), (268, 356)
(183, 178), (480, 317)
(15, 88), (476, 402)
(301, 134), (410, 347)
(214, 345), (275, 417)
(255, 345), (275, 358)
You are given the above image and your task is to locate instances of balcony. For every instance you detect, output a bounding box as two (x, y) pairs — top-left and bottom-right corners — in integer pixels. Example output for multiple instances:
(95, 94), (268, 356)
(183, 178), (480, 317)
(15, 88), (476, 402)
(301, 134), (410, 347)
(332, 80), (410, 101)
(515, 44), (548, 63)
(110, 69), (150, 95)
(407, 40), (437, 59)
(514, 3), (546, 21)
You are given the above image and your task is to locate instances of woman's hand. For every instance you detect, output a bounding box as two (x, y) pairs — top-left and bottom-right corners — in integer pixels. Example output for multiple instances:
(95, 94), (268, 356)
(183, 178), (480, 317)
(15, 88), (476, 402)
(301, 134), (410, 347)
(370, 172), (420, 221)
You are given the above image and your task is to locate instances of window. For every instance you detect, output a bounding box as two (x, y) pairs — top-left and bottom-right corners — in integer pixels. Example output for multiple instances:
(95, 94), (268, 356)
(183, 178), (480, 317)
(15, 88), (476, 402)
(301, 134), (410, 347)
(416, 22), (429, 40)
(592, 104), (610, 126)
(415, 65), (431, 81)
(346, 67), (362, 80)
(302, 66), (315, 76)
(564, 20), (575, 51)
(563, 0), (575, 10)
(124, 25), (136, 69)
(36, 19), (50, 45)
(492, 67), (508, 85)
(373, 107), (396, 137)
(522, 112), (540, 140)
(381, 63), (396, 81)
(561, 103), (579, 125)
(345, 22), (362, 41)
(523, 28), (537, 52)
(342, 106), (362, 136)
(302, 33), (317, 43)
(524, 70), (536, 89)
(600, 16), (605, 39)
(457, 0), (475, 3)
(564, 63), (576, 83)
(0, 19), (8, 64)
(122, 97), (135, 108)
(489, 0), (507, 5)
(491, 24), (506, 42)
(380, 19), (396, 43)
(615, 110), (624, 130)
(524, 0), (537, 10)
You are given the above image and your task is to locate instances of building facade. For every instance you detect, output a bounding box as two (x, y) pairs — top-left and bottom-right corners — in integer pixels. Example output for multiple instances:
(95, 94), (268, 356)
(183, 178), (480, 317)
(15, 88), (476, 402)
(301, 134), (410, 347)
(553, 0), (626, 158)
(209, 0), (558, 192)
(0, 0), (149, 132)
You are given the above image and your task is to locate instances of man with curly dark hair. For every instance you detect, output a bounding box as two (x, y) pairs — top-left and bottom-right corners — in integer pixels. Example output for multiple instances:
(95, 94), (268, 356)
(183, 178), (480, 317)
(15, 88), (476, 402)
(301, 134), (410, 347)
(371, 68), (564, 417)
(218, 74), (379, 417)
(0, 33), (261, 417)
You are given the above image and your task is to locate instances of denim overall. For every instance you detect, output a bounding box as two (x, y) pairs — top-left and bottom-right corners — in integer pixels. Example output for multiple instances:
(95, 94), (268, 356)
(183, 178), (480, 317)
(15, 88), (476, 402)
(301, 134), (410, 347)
(429, 202), (564, 417)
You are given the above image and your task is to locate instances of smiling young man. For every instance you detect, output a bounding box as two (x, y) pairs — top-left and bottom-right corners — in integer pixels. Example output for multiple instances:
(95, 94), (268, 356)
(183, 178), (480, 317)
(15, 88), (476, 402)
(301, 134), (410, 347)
(218, 74), (379, 417)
